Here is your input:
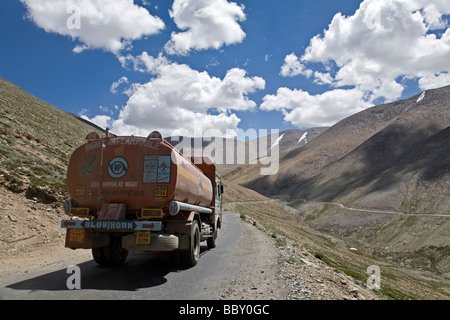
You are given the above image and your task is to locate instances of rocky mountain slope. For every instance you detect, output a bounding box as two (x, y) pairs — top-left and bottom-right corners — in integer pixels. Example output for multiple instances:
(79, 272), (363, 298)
(223, 181), (450, 300)
(221, 126), (328, 194)
(290, 86), (450, 213)
(0, 77), (103, 195)
(165, 128), (329, 172)
(225, 88), (444, 198)
(0, 77), (104, 260)
(288, 87), (450, 277)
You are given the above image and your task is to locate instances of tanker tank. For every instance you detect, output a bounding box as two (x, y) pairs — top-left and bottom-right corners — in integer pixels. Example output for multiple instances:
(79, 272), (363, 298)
(67, 131), (214, 213)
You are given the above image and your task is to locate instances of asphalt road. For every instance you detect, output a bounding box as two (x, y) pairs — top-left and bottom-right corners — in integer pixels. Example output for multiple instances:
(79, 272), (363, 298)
(0, 211), (245, 300)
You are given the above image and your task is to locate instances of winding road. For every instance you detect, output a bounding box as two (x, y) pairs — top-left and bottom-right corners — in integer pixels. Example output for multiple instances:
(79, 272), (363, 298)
(313, 201), (450, 218)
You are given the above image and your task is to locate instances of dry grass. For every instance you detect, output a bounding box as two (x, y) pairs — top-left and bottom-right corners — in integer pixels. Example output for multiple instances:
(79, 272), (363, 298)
(0, 77), (103, 193)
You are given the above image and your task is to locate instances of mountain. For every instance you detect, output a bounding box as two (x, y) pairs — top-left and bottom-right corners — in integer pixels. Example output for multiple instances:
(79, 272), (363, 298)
(0, 77), (103, 194)
(166, 128), (324, 172)
(227, 85), (450, 203)
(222, 126), (328, 193)
(254, 127), (328, 155)
(287, 87), (450, 275)
(290, 85), (450, 214)
(165, 135), (248, 171)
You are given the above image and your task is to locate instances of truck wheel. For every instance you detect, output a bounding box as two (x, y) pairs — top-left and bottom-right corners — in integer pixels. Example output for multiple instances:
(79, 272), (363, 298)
(180, 220), (200, 267)
(207, 229), (217, 249)
(92, 247), (107, 265)
(92, 236), (128, 266)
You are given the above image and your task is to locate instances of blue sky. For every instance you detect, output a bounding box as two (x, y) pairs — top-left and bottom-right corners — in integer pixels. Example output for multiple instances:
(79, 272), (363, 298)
(1, 0), (450, 138)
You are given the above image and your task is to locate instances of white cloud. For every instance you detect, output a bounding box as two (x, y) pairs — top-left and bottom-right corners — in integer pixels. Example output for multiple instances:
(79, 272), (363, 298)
(165, 0), (246, 55)
(313, 71), (334, 86)
(274, 0), (450, 128)
(110, 76), (129, 94)
(410, 0), (450, 30)
(81, 114), (112, 129)
(20, 0), (165, 54)
(261, 87), (370, 128)
(280, 53), (312, 78)
(302, 0), (450, 94)
(99, 105), (109, 112)
(119, 52), (170, 74)
(418, 72), (450, 90)
(108, 53), (265, 137)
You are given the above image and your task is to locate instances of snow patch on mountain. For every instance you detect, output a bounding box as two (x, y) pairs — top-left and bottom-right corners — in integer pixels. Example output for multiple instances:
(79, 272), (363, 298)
(298, 132), (308, 144)
(269, 133), (285, 150)
(417, 91), (426, 103)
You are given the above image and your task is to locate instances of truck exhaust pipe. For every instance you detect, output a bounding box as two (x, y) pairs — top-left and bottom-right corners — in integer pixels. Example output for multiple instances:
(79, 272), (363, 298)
(169, 201), (213, 216)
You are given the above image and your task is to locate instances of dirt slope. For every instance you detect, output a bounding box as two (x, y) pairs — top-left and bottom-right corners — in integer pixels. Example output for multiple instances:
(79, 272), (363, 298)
(0, 77), (103, 193)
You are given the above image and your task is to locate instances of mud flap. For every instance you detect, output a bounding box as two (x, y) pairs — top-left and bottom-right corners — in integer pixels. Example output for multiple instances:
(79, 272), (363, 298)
(65, 229), (91, 249)
(65, 229), (109, 249)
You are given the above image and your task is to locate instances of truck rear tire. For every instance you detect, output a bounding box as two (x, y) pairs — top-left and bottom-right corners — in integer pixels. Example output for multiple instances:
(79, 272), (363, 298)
(180, 220), (200, 267)
(92, 247), (107, 265)
(207, 229), (217, 249)
(92, 236), (128, 266)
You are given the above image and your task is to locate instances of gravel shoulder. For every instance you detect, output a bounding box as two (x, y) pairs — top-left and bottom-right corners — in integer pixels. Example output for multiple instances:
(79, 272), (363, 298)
(196, 211), (289, 300)
(199, 212), (377, 300)
(235, 215), (378, 300)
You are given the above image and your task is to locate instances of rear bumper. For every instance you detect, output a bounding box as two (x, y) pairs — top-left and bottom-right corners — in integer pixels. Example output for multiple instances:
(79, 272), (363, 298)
(61, 219), (191, 251)
(61, 219), (162, 232)
(61, 219), (189, 251)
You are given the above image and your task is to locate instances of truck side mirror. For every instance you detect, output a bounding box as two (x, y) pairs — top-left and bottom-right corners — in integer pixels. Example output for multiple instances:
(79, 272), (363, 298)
(220, 185), (224, 194)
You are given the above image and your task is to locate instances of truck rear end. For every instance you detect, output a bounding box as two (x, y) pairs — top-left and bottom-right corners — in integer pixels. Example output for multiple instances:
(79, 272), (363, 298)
(61, 131), (223, 267)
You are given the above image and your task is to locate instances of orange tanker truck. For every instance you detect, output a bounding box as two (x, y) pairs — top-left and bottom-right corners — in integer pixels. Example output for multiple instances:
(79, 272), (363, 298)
(61, 131), (223, 267)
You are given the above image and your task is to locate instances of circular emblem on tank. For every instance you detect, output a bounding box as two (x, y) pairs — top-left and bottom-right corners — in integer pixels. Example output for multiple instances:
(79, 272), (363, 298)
(107, 157), (128, 179)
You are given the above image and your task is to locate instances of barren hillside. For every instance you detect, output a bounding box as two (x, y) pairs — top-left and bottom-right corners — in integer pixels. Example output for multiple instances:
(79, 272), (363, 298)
(0, 77), (103, 194)
(0, 77), (103, 259)
(225, 92), (427, 198)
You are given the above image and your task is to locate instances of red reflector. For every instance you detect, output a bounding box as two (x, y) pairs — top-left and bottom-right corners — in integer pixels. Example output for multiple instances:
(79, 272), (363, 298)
(64, 221), (76, 226)
(142, 223), (155, 230)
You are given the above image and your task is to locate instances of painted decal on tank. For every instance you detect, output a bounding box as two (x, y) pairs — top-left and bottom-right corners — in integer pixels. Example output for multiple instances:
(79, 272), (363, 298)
(143, 155), (171, 183)
(107, 157), (128, 179)
(79, 154), (97, 176)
